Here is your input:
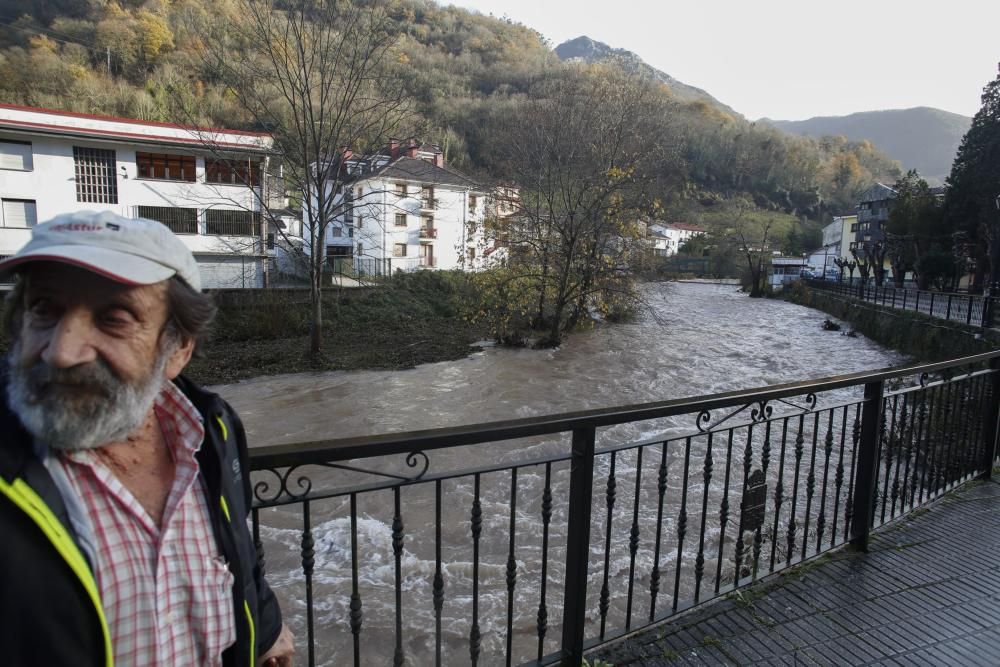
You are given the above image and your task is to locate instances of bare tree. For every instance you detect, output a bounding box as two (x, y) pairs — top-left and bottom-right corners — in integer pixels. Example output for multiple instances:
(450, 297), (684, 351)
(202, 0), (410, 355)
(482, 66), (679, 346)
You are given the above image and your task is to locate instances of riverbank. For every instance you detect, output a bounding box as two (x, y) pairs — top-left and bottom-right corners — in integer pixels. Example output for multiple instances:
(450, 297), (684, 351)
(187, 272), (489, 385)
(783, 282), (1000, 361)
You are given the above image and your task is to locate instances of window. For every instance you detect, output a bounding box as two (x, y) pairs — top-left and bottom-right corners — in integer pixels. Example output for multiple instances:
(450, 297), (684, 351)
(1, 199), (37, 228)
(356, 187), (363, 199)
(205, 209), (259, 236)
(136, 152), (196, 182)
(393, 243), (407, 257)
(73, 146), (118, 204)
(467, 247), (476, 262)
(0, 140), (32, 171)
(332, 227), (343, 238)
(468, 194), (477, 213)
(327, 245), (351, 257)
(206, 158), (261, 186)
(394, 213), (407, 227)
(357, 242), (363, 256)
(356, 215), (363, 230)
(395, 183), (406, 196)
(136, 206), (198, 234)
(420, 186), (434, 209)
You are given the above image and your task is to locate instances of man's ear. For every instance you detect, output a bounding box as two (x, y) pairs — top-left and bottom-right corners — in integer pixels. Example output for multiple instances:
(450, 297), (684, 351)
(164, 336), (195, 380)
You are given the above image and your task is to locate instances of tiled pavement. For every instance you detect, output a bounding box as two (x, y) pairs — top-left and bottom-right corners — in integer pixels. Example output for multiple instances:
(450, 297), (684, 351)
(590, 479), (1000, 666)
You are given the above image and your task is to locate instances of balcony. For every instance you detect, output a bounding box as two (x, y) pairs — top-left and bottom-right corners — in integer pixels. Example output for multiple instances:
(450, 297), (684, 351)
(419, 256), (437, 268)
(419, 227), (438, 239)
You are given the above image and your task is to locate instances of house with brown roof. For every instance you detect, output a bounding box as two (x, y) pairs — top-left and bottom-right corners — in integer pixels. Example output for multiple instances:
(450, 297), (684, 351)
(307, 139), (490, 276)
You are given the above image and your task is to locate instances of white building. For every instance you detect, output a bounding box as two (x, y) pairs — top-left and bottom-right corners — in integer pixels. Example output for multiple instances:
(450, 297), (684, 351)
(768, 256), (810, 290)
(307, 140), (489, 277)
(647, 221), (706, 257)
(0, 104), (277, 288)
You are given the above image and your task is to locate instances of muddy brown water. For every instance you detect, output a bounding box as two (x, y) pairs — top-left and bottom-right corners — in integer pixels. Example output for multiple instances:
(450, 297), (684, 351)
(214, 282), (904, 666)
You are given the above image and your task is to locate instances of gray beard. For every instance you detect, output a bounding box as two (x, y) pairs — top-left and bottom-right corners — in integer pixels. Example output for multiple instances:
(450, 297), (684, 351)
(6, 339), (172, 452)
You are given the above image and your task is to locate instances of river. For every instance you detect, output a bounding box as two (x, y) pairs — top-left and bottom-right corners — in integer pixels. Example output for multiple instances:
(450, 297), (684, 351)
(214, 282), (906, 665)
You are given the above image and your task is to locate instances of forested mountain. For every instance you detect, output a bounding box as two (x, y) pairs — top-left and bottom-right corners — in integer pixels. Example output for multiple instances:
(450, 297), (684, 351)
(765, 108), (971, 185)
(554, 36), (736, 115)
(0, 0), (902, 230)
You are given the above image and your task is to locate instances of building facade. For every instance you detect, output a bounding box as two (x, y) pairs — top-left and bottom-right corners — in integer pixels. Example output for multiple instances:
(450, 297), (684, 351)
(307, 140), (489, 278)
(0, 104), (277, 288)
(647, 221), (705, 257)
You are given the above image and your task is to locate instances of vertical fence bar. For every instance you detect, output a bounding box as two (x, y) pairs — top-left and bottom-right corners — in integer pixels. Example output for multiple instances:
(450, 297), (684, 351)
(850, 380), (884, 551)
(714, 430), (735, 596)
(537, 464), (552, 662)
(301, 500), (315, 667)
(350, 495), (363, 667)
(801, 411), (820, 560)
(505, 470), (518, 667)
(392, 488), (405, 666)
(470, 474), (482, 666)
(786, 416), (805, 565)
(981, 360), (1000, 478)
(560, 426), (597, 667)
(673, 437), (693, 609)
(598, 452), (617, 638)
(626, 448), (644, 628)
(769, 419), (790, 570)
(433, 482), (443, 666)
(693, 434), (713, 603)
(816, 411), (835, 551)
(650, 442), (669, 618)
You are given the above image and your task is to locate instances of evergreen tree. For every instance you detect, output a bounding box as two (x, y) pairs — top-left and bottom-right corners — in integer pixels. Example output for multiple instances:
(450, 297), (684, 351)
(943, 65), (1000, 290)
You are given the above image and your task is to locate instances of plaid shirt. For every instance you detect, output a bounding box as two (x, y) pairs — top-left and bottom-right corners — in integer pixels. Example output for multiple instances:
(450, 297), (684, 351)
(54, 381), (237, 667)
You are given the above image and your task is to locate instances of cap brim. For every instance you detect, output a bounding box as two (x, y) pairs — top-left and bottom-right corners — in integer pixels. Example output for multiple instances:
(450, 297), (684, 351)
(0, 245), (176, 285)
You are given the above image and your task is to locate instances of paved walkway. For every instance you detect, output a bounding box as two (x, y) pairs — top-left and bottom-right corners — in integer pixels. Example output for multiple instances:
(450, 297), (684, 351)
(592, 479), (1000, 666)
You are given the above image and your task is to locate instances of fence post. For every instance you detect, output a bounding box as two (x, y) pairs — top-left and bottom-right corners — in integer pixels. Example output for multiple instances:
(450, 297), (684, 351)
(850, 380), (884, 552)
(980, 357), (1000, 478)
(560, 426), (596, 666)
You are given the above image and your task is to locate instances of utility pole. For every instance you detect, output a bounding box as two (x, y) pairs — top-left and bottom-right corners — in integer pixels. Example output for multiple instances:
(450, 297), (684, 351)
(106, 46), (111, 76)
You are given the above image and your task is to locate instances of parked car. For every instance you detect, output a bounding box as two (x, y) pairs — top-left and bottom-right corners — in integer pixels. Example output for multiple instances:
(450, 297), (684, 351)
(799, 268), (816, 279)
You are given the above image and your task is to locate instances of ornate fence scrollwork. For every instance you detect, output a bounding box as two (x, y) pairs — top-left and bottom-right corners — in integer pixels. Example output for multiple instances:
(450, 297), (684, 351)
(697, 395), (816, 434)
(252, 450), (431, 505)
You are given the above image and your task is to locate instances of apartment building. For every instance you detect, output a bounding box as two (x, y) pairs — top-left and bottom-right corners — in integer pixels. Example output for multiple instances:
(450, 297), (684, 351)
(0, 104), (277, 288)
(307, 139), (488, 277)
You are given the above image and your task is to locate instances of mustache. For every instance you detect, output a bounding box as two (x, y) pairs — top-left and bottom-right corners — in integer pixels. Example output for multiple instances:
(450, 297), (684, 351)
(22, 359), (120, 401)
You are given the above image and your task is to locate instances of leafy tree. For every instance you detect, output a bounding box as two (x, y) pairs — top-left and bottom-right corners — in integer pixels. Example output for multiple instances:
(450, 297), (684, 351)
(944, 66), (1000, 292)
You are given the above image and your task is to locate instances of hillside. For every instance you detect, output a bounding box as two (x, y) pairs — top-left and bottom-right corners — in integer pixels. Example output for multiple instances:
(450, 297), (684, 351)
(0, 0), (902, 229)
(554, 36), (738, 115)
(764, 107), (971, 184)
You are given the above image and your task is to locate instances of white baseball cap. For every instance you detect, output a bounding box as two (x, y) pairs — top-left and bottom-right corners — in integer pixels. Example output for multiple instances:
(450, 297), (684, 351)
(0, 210), (201, 291)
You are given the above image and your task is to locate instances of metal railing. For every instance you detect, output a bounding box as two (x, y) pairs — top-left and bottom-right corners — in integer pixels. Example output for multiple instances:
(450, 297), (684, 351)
(248, 351), (1000, 666)
(807, 278), (995, 328)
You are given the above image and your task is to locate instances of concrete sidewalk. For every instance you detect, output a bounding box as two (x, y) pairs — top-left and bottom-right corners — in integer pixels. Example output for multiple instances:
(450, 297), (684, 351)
(592, 479), (1000, 666)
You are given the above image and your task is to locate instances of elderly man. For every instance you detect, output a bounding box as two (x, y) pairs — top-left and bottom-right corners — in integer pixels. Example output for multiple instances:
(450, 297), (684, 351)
(0, 211), (294, 666)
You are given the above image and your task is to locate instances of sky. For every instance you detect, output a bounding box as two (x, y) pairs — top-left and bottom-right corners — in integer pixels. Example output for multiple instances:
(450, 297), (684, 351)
(445, 0), (1000, 121)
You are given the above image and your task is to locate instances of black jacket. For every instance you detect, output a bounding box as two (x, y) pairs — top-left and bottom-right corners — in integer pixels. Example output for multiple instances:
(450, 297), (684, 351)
(0, 370), (283, 667)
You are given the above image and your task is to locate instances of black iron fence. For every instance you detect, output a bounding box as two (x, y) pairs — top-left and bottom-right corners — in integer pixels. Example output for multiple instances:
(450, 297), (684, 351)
(807, 278), (996, 328)
(248, 351), (1000, 666)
